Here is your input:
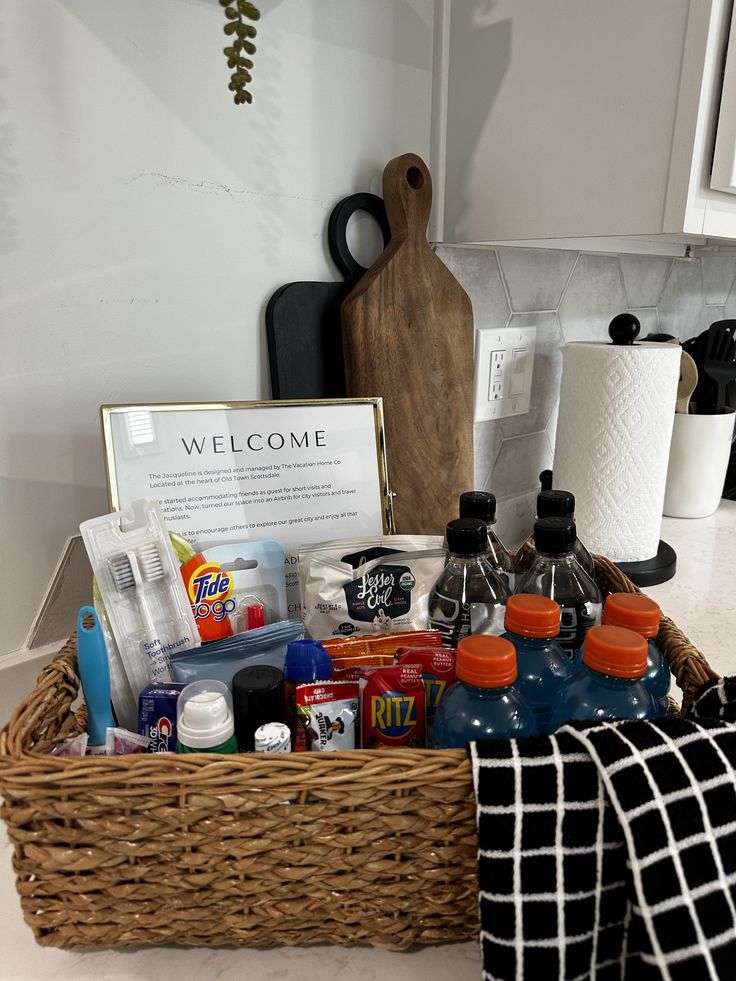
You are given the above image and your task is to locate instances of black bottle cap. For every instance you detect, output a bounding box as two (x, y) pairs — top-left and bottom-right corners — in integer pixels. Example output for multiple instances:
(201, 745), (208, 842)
(232, 665), (284, 752)
(446, 518), (487, 555)
(534, 516), (576, 554)
(459, 490), (497, 523)
(537, 489), (575, 519)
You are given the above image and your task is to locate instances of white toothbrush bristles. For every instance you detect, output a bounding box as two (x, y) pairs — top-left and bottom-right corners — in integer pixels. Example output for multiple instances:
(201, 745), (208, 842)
(138, 543), (165, 583)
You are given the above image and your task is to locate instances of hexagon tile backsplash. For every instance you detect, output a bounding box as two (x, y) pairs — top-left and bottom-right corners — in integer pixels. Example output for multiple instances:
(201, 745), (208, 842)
(435, 245), (736, 547)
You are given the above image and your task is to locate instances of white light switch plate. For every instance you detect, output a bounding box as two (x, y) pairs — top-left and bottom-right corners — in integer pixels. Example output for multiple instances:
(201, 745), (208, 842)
(473, 325), (536, 422)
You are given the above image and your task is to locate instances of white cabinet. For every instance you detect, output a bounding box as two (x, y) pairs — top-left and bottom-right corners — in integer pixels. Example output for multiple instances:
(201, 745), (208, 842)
(433, 0), (736, 248)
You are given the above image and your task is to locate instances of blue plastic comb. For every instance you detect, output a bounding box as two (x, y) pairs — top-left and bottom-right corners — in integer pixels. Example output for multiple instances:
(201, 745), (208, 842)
(77, 606), (116, 749)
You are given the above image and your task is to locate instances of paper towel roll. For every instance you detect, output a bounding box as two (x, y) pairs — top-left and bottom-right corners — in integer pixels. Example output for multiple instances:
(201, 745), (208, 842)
(553, 341), (680, 563)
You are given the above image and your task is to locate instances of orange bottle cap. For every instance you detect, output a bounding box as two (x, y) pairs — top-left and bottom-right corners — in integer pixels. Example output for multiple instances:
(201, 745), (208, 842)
(456, 635), (517, 688)
(505, 594), (561, 638)
(602, 592), (660, 639)
(582, 625), (647, 679)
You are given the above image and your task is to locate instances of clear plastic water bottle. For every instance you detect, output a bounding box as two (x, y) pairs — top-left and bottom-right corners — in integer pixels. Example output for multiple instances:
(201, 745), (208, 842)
(428, 519), (510, 648)
(501, 594), (572, 734)
(458, 490), (515, 591)
(549, 624), (658, 730)
(601, 592), (670, 715)
(433, 635), (538, 747)
(515, 516), (602, 659)
(514, 490), (595, 579)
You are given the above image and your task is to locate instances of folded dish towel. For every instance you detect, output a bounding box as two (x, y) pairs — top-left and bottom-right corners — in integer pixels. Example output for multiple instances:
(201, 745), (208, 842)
(471, 680), (736, 980)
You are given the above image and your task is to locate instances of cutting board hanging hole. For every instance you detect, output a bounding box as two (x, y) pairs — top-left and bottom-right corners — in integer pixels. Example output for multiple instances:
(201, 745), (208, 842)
(407, 167), (424, 189)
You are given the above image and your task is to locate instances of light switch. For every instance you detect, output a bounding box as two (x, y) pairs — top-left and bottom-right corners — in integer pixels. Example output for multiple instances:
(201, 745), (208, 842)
(509, 348), (528, 397)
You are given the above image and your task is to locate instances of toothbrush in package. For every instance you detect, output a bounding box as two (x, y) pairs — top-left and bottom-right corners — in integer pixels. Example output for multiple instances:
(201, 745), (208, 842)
(81, 500), (200, 699)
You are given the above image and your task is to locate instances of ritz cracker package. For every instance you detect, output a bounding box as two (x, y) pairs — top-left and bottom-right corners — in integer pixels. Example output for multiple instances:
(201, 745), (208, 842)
(180, 541), (287, 642)
(299, 536), (445, 639)
(394, 647), (456, 746)
(80, 500), (200, 700)
(359, 664), (426, 749)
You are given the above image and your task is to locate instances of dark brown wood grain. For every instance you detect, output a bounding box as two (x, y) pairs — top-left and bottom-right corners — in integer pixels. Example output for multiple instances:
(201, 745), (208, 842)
(341, 153), (475, 535)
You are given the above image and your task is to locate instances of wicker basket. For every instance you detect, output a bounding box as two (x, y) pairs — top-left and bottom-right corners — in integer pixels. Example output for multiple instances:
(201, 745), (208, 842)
(0, 556), (719, 951)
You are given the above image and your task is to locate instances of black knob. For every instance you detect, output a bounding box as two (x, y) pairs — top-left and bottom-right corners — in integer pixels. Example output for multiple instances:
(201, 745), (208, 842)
(609, 313), (640, 345)
(539, 469), (553, 492)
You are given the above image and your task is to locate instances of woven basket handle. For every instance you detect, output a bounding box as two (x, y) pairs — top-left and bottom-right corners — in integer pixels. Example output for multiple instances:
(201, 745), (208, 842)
(592, 555), (719, 708)
(1, 636), (86, 758)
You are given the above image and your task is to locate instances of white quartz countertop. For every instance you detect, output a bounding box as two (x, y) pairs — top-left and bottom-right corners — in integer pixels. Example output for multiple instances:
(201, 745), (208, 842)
(2, 502), (736, 981)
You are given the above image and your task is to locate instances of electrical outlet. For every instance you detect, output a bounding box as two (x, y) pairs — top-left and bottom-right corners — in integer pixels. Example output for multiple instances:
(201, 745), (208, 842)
(473, 326), (536, 422)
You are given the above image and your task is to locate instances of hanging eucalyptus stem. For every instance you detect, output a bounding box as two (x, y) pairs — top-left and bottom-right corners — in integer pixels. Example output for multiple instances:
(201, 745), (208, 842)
(221, 0), (260, 105)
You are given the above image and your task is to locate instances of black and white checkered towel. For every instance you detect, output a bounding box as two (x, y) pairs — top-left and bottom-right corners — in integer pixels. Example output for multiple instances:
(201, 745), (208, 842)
(471, 679), (736, 980)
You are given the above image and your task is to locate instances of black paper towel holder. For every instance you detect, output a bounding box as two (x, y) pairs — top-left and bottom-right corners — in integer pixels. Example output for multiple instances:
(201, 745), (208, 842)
(615, 541), (677, 587)
(607, 314), (677, 585)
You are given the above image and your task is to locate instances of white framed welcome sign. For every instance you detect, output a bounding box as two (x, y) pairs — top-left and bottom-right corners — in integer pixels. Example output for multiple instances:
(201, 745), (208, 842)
(101, 399), (393, 612)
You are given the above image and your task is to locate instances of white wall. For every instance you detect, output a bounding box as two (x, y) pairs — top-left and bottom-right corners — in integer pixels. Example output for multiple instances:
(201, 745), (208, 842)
(1, 0), (434, 654)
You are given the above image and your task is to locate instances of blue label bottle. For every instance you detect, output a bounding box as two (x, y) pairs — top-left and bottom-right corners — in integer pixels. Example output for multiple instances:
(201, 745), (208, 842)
(602, 592), (669, 714)
(549, 624), (658, 731)
(501, 593), (572, 734)
(433, 635), (538, 748)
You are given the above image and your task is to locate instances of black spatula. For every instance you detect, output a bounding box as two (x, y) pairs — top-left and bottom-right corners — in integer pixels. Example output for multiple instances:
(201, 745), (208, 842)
(703, 320), (736, 412)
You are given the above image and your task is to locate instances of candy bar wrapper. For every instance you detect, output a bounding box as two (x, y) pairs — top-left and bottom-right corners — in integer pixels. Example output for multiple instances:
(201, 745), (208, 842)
(52, 732), (89, 757)
(106, 727), (151, 755)
(322, 630), (442, 662)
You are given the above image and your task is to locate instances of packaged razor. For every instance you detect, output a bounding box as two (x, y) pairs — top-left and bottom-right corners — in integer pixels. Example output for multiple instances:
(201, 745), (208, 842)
(81, 500), (200, 700)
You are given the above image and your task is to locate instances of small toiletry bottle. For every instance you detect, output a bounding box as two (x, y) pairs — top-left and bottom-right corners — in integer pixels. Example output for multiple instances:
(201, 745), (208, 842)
(458, 490), (514, 590)
(283, 639), (333, 750)
(515, 517), (602, 658)
(514, 490), (595, 579)
(433, 635), (538, 748)
(254, 722), (292, 754)
(596, 592), (670, 715)
(428, 519), (510, 648)
(176, 680), (238, 754)
(501, 594), (571, 734)
(549, 625), (658, 730)
(232, 665), (285, 752)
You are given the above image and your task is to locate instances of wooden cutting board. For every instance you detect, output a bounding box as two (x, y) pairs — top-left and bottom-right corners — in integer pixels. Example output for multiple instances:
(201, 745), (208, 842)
(341, 153), (475, 535)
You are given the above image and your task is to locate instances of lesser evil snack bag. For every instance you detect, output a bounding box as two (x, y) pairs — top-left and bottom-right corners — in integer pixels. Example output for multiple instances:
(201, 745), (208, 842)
(359, 664), (426, 749)
(299, 537), (445, 639)
(295, 681), (360, 752)
(394, 647), (456, 747)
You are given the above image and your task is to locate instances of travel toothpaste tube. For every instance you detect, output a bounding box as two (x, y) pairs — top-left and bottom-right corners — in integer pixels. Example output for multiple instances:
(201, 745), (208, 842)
(138, 682), (187, 753)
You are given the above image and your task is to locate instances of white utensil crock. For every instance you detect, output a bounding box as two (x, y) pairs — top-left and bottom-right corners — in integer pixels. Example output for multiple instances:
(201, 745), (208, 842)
(663, 407), (736, 518)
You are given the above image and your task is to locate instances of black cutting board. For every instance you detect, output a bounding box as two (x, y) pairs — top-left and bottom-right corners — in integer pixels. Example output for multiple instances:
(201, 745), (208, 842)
(266, 193), (390, 399)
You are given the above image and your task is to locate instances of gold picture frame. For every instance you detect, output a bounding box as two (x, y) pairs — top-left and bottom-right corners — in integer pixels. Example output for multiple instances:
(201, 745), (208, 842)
(100, 398), (394, 537)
